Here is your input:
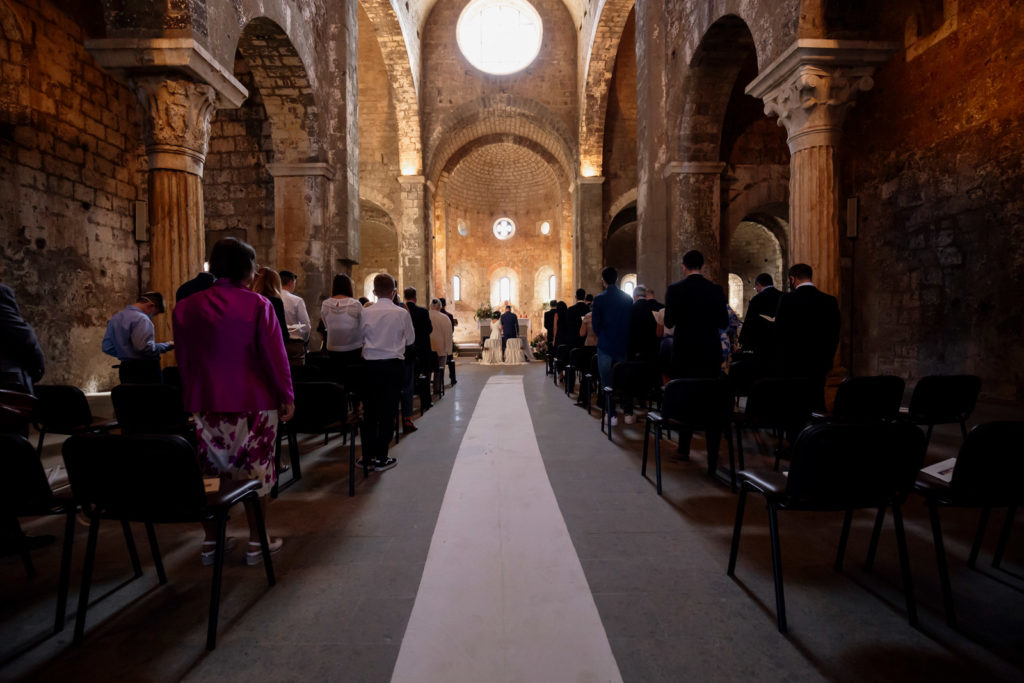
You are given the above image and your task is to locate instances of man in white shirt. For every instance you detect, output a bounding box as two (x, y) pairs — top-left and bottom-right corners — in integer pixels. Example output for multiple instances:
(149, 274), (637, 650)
(359, 273), (414, 471)
(279, 270), (311, 365)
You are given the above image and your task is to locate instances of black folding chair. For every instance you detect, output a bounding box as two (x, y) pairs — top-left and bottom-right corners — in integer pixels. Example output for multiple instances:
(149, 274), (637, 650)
(285, 382), (361, 496)
(0, 433), (76, 633)
(567, 347), (596, 397)
(553, 345), (572, 386)
(903, 374), (981, 448)
(601, 361), (657, 442)
(62, 434), (275, 650)
(642, 378), (735, 494)
(728, 422), (927, 633)
(33, 384), (117, 454)
(824, 375), (905, 423)
(732, 377), (812, 471)
(911, 421), (1024, 627)
(111, 383), (193, 440)
(0, 388), (38, 437)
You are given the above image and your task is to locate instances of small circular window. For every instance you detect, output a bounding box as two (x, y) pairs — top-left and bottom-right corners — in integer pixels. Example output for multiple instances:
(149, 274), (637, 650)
(457, 220), (469, 236)
(540, 221), (551, 235)
(457, 0), (543, 76)
(493, 217), (516, 240)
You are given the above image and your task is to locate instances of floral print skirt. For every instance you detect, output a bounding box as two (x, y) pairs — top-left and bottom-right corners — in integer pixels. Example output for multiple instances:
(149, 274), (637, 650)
(194, 410), (279, 497)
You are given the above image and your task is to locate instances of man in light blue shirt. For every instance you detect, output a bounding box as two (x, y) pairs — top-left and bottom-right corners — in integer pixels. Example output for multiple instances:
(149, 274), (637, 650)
(102, 291), (173, 384)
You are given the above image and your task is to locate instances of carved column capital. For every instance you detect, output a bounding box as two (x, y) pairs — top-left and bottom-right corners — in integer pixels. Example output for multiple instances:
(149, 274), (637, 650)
(746, 39), (898, 153)
(134, 77), (217, 176)
(760, 65), (876, 152)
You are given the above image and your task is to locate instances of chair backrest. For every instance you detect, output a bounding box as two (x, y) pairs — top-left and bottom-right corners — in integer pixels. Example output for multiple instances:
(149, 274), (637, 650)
(161, 365), (182, 389)
(0, 433), (55, 515)
(111, 384), (189, 435)
(949, 421), (1024, 506)
(0, 389), (38, 434)
(611, 361), (658, 396)
(832, 375), (906, 422)
(555, 344), (572, 362)
(62, 433), (207, 521)
(785, 423), (927, 508)
(34, 384), (93, 433)
(662, 378), (733, 430)
(744, 377), (813, 427)
(907, 374), (981, 424)
(569, 347), (596, 367)
(289, 382), (349, 434)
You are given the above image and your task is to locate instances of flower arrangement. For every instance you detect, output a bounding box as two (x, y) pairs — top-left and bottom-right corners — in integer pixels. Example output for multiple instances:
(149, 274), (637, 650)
(475, 302), (495, 320)
(529, 333), (547, 359)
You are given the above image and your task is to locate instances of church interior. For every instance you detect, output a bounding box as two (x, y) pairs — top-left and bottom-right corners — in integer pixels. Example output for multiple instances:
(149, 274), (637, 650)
(1, 0), (1023, 679)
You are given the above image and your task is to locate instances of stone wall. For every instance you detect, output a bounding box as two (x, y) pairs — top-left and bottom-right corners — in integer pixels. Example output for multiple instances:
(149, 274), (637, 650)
(841, 0), (1024, 400)
(601, 9), (637, 232)
(0, 0), (145, 391)
(350, 201), (399, 302)
(203, 58), (276, 266)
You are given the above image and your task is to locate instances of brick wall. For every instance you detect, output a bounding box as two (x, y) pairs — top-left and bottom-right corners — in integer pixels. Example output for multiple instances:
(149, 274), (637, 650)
(0, 0), (145, 391)
(841, 0), (1024, 399)
(601, 9), (637, 231)
(203, 58), (276, 267)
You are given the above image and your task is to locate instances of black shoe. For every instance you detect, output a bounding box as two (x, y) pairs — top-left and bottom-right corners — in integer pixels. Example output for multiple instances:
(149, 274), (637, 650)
(356, 458), (374, 470)
(373, 458), (397, 471)
(450, 380), (457, 386)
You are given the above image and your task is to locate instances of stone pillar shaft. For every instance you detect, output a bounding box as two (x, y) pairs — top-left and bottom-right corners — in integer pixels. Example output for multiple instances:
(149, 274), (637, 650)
(575, 176), (604, 292)
(397, 175), (429, 295)
(789, 144), (841, 297)
(665, 162), (726, 284)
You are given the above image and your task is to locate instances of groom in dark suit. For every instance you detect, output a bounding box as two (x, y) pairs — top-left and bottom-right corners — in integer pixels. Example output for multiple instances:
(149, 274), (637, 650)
(499, 305), (519, 353)
(738, 272), (783, 371)
(775, 263), (840, 410)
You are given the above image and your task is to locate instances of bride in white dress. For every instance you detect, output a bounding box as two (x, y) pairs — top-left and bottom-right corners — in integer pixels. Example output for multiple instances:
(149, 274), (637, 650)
(481, 314), (503, 364)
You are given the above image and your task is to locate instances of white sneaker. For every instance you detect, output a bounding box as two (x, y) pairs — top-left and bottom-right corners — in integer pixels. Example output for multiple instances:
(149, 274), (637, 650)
(624, 414), (635, 425)
(200, 537), (238, 566)
(609, 415), (619, 427)
(246, 537), (283, 565)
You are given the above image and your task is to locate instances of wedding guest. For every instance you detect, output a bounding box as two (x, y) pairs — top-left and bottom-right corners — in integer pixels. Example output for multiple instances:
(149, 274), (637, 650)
(360, 274), (413, 471)
(101, 291), (173, 384)
(279, 270), (311, 365)
(173, 237), (293, 566)
(0, 282), (45, 393)
(252, 267), (289, 343)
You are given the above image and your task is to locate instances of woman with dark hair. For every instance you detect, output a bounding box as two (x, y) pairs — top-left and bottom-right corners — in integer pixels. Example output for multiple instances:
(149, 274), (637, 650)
(321, 273), (363, 367)
(252, 267), (289, 342)
(553, 300), (570, 348)
(172, 237), (294, 566)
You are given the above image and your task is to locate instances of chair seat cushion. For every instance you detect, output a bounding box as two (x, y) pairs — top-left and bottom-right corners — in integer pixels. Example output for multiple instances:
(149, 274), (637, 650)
(740, 469), (788, 497)
(206, 478), (261, 508)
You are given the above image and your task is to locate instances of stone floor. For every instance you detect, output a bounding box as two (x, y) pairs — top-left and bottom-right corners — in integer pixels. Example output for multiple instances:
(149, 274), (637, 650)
(2, 362), (1023, 681)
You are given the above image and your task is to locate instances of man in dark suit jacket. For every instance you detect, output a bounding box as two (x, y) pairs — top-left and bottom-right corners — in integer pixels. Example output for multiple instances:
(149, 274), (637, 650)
(440, 298), (457, 386)
(499, 305), (519, 353)
(738, 273), (783, 371)
(0, 283), (45, 394)
(543, 299), (557, 348)
(775, 263), (840, 411)
(402, 287), (434, 427)
(565, 289), (589, 348)
(664, 250), (728, 379)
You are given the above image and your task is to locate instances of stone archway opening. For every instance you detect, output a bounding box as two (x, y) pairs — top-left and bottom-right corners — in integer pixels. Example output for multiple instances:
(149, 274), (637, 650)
(727, 212), (787, 316)
(604, 202), (637, 278)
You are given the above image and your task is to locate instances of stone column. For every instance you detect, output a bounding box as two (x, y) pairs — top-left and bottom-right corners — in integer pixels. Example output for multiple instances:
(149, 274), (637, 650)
(663, 161), (726, 284)
(397, 175), (429, 295)
(134, 76), (216, 341)
(267, 162), (335, 311)
(747, 40), (896, 297)
(575, 176), (604, 292)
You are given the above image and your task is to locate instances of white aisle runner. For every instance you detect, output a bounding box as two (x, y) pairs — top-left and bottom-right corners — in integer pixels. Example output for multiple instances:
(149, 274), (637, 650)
(391, 376), (622, 683)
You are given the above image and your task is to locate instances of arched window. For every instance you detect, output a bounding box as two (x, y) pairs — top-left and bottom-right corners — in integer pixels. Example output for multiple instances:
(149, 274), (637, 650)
(621, 273), (638, 298)
(728, 273), (745, 317)
(453, 275), (462, 301)
(548, 274), (556, 300)
(364, 273), (380, 302)
(499, 276), (511, 303)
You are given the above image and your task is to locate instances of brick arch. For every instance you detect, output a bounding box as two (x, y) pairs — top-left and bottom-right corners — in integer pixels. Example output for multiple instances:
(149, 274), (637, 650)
(359, 188), (396, 217)
(579, 0), (634, 175)
(0, 0), (24, 41)
(359, 0), (423, 174)
(236, 17), (320, 161)
(438, 133), (570, 189)
(608, 187), (637, 224)
(426, 96), (576, 186)
(673, 14), (757, 162)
